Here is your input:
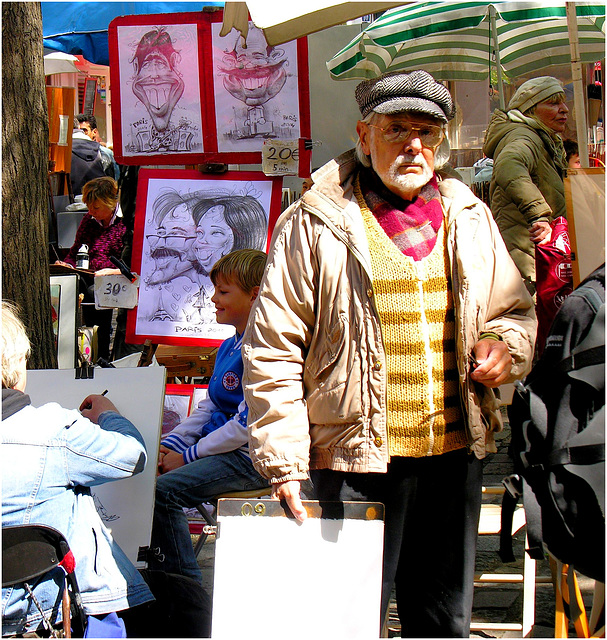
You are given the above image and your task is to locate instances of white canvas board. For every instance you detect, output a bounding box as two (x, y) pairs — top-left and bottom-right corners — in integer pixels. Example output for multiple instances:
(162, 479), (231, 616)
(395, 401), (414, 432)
(50, 274), (78, 369)
(25, 366), (166, 566)
(212, 499), (384, 639)
(564, 170), (605, 284)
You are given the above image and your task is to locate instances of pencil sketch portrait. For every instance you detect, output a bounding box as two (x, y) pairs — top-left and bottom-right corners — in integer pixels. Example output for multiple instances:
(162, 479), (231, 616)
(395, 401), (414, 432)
(116, 23), (204, 156)
(134, 176), (272, 343)
(211, 22), (301, 153)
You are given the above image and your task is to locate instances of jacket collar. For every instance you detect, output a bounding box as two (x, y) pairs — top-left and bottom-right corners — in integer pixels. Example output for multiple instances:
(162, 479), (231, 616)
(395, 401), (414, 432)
(2, 388), (31, 420)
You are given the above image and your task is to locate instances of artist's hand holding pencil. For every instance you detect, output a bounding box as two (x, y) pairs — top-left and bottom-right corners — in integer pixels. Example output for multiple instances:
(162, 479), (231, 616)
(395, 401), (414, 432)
(80, 390), (119, 423)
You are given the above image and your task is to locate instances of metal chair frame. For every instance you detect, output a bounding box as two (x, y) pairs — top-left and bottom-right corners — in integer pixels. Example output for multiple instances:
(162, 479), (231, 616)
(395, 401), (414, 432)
(2, 524), (86, 638)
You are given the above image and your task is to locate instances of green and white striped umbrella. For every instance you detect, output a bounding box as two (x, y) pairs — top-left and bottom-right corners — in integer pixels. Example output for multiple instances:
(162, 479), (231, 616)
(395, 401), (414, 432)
(327, 1), (605, 82)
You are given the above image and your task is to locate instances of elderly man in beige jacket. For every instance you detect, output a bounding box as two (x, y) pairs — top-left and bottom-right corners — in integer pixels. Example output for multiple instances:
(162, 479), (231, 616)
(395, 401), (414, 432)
(243, 70), (536, 637)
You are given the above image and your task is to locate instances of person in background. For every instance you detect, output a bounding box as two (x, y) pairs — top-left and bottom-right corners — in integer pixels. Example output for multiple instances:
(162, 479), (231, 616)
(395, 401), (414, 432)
(149, 249), (270, 583)
(1, 301), (153, 637)
(55, 177), (126, 361)
(70, 118), (116, 196)
(564, 138), (582, 168)
(483, 76), (569, 295)
(243, 70), (536, 637)
(75, 114), (120, 180)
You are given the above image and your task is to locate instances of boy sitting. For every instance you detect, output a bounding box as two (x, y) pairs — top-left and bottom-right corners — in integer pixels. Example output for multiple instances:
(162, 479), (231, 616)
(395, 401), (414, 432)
(149, 249), (269, 582)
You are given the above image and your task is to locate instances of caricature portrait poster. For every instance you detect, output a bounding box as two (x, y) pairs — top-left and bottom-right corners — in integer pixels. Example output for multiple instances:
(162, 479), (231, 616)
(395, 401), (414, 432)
(109, 11), (310, 166)
(111, 18), (205, 161)
(211, 21), (301, 154)
(127, 169), (283, 347)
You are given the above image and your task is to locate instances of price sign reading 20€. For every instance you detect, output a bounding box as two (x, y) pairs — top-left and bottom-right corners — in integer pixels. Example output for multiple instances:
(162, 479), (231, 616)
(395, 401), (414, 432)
(94, 274), (139, 309)
(262, 139), (299, 176)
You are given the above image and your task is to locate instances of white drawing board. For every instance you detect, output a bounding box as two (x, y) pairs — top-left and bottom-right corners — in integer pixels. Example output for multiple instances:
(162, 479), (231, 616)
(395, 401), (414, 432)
(212, 499), (384, 639)
(25, 366), (166, 567)
(564, 168), (605, 286)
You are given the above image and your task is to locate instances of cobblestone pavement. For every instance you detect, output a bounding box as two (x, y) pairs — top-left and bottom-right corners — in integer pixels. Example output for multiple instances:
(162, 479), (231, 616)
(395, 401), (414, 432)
(194, 418), (598, 638)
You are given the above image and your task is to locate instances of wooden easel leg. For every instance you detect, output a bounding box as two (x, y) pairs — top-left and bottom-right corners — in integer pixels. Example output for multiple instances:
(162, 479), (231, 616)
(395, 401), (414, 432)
(553, 557), (570, 637)
(589, 581), (605, 637)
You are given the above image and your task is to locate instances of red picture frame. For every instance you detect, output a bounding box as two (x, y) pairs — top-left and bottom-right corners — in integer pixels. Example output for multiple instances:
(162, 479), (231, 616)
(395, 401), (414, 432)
(162, 383), (194, 435)
(108, 10), (310, 167)
(126, 168), (283, 348)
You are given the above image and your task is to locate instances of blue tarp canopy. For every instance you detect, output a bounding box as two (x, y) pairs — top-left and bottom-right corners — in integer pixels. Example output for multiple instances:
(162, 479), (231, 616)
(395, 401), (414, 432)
(42, 2), (223, 65)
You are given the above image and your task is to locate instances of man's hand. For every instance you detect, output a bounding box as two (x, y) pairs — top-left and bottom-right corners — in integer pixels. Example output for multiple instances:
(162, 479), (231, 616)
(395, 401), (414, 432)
(470, 338), (513, 388)
(529, 221), (552, 245)
(272, 480), (307, 522)
(158, 448), (185, 475)
(79, 394), (119, 423)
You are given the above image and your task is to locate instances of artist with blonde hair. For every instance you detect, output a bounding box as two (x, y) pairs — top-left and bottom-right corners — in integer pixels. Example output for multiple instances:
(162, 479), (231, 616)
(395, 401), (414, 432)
(1, 301), (153, 637)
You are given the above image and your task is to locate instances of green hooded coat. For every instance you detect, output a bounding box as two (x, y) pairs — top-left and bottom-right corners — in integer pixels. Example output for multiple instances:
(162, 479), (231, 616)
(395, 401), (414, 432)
(483, 109), (567, 293)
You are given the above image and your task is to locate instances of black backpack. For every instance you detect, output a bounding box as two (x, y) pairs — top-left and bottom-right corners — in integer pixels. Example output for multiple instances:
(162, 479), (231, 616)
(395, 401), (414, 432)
(502, 264), (605, 582)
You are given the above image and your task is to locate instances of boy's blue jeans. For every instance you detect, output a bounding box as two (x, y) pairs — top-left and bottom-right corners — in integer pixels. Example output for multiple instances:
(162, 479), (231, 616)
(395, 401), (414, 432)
(149, 451), (269, 582)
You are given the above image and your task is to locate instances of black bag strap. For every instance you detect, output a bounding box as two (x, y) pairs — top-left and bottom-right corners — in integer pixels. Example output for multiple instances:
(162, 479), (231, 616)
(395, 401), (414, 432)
(547, 442), (606, 468)
(520, 477), (546, 561)
(559, 345), (605, 376)
(498, 490), (518, 562)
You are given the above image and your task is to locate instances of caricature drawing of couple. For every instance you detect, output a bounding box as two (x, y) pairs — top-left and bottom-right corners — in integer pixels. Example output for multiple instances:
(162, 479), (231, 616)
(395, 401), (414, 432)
(136, 181), (269, 340)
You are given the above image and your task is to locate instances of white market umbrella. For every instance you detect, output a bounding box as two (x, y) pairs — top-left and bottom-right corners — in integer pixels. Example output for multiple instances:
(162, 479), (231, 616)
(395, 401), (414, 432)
(220, 0), (407, 45)
(327, 1), (605, 96)
(327, 1), (604, 166)
(43, 51), (81, 75)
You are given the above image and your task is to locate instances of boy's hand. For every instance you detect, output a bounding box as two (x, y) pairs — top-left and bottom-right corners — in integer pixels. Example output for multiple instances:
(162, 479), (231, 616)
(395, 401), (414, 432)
(158, 449), (185, 474)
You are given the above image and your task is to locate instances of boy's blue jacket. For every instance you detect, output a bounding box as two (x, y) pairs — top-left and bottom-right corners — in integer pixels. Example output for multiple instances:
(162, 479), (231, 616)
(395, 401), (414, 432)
(161, 332), (250, 463)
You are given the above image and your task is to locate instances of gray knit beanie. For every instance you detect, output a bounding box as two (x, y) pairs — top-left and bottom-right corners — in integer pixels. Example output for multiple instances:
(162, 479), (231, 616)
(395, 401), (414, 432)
(507, 76), (565, 114)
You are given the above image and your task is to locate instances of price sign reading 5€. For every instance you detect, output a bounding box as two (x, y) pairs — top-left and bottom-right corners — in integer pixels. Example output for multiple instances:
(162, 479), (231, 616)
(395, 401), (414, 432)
(262, 139), (299, 176)
(94, 274), (139, 309)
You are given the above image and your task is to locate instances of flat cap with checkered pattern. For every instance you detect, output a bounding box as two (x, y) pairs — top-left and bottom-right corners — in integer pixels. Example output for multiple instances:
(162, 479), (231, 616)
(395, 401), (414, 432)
(355, 70), (455, 123)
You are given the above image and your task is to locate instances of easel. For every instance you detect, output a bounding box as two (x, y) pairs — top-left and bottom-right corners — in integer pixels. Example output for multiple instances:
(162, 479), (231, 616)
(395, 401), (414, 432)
(552, 558), (605, 638)
(137, 340), (218, 384)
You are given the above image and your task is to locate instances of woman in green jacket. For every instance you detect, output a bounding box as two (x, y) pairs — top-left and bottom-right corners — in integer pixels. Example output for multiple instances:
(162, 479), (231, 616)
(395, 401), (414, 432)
(483, 76), (569, 295)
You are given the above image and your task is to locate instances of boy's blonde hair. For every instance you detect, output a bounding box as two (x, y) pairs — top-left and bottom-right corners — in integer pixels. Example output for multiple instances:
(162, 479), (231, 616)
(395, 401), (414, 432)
(2, 301), (31, 389)
(210, 249), (267, 293)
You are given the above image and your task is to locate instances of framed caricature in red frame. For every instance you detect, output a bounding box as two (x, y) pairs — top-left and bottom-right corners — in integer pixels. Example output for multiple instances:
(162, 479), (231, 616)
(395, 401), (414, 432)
(162, 383), (194, 435)
(108, 10), (310, 167)
(109, 12), (208, 165)
(199, 10), (311, 165)
(126, 168), (283, 347)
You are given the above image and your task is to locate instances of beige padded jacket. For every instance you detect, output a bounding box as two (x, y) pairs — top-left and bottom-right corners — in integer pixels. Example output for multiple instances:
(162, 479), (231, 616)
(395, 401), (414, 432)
(243, 150), (536, 483)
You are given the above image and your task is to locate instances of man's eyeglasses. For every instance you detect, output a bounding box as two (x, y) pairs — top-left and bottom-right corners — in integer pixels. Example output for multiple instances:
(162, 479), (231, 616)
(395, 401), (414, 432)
(146, 234), (196, 248)
(368, 121), (445, 148)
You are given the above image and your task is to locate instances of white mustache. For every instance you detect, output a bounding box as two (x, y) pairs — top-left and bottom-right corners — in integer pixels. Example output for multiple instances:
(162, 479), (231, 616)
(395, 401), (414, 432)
(394, 154), (426, 167)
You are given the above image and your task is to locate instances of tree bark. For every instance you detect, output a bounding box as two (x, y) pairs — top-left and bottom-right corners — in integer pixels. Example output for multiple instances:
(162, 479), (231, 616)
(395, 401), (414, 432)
(2, 2), (57, 369)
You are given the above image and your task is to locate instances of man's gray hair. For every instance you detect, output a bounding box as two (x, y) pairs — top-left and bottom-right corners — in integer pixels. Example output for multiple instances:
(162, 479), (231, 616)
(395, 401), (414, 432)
(356, 110), (451, 170)
(1, 301), (31, 389)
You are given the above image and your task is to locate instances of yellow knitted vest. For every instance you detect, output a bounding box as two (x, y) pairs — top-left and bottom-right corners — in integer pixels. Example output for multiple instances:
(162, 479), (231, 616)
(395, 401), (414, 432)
(357, 184), (467, 457)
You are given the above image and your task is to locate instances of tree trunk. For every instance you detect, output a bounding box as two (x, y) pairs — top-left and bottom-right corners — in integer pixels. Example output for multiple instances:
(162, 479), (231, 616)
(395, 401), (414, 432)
(2, 2), (57, 369)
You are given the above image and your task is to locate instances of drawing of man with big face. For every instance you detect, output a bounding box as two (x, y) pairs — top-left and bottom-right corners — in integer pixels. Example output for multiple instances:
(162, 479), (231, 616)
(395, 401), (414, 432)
(146, 190), (198, 286)
(131, 28), (185, 134)
(218, 25), (288, 138)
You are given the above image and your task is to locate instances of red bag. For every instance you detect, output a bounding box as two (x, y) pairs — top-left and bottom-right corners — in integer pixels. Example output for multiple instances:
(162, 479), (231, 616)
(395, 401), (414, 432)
(535, 216), (573, 354)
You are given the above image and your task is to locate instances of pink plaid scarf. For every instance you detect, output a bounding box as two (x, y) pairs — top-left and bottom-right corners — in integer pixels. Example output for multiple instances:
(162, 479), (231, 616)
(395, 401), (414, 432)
(359, 169), (444, 261)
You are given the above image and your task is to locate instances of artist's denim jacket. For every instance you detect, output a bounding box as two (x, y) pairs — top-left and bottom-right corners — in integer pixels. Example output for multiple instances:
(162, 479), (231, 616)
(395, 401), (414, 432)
(1, 391), (154, 635)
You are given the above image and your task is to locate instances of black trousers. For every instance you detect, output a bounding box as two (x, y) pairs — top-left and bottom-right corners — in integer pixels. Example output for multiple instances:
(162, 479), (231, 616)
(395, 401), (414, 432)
(312, 447), (483, 638)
